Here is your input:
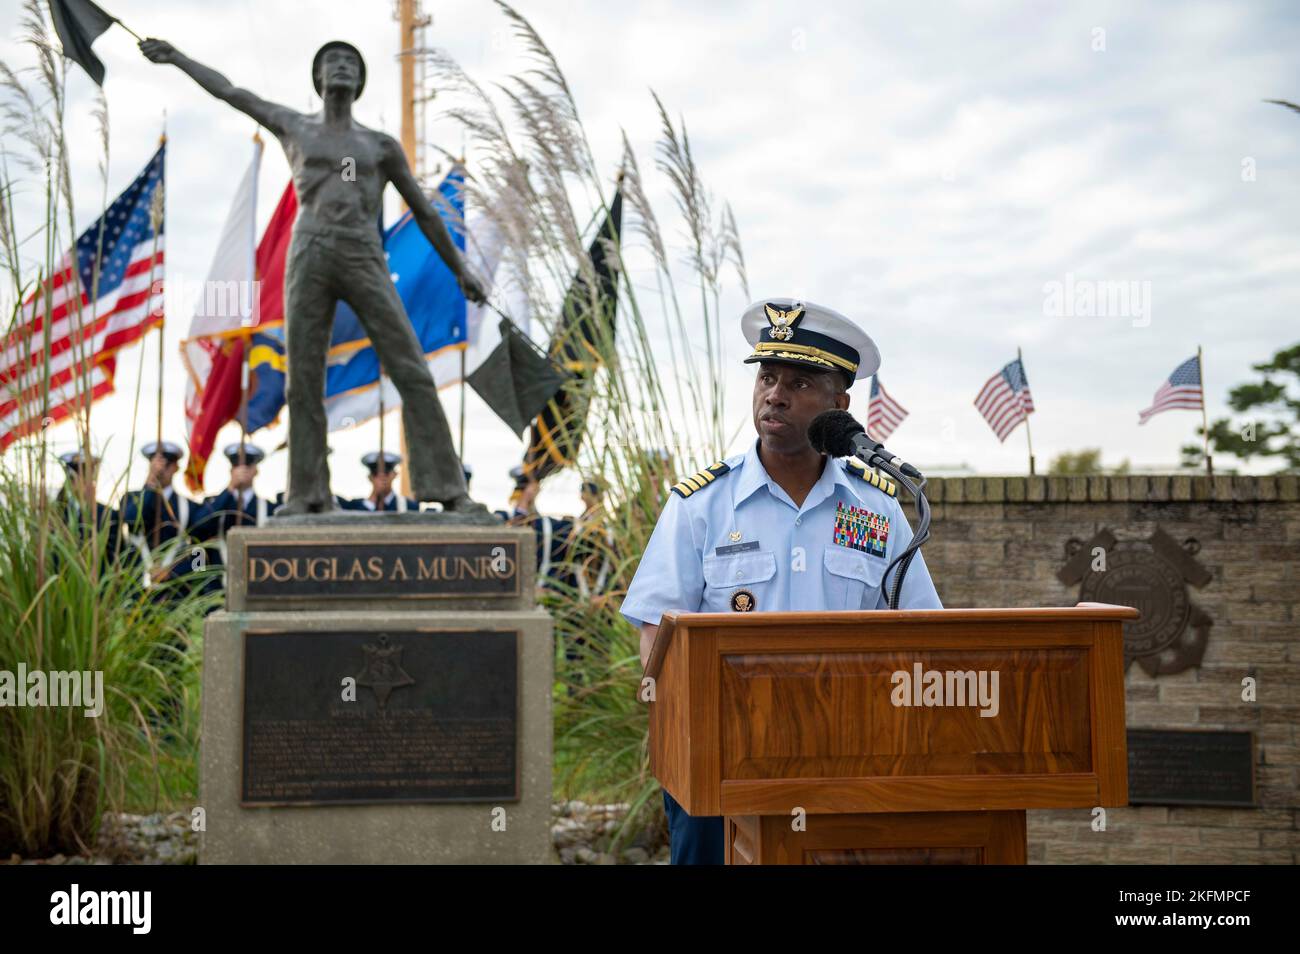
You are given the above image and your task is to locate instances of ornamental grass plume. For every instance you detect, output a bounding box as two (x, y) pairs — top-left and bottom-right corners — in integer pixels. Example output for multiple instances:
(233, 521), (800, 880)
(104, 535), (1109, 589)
(0, 2), (219, 858)
(428, 2), (749, 843)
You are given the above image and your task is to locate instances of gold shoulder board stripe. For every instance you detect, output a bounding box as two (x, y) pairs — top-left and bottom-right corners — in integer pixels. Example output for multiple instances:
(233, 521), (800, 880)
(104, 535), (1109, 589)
(845, 459), (897, 497)
(670, 460), (732, 498)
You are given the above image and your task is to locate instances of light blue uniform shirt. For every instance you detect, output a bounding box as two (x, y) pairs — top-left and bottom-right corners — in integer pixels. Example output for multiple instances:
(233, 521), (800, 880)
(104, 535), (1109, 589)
(621, 439), (942, 627)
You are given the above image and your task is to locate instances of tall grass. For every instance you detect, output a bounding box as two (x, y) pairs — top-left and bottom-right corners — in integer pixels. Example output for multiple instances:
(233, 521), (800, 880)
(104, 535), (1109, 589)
(0, 1), (220, 857)
(0, 454), (219, 856)
(430, 2), (749, 841)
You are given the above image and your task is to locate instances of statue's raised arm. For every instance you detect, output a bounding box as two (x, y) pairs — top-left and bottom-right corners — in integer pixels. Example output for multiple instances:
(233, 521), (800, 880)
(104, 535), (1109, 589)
(140, 38), (298, 137)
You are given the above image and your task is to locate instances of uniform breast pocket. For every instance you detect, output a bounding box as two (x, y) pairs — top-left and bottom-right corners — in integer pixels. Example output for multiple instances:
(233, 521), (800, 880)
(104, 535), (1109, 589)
(823, 546), (885, 610)
(702, 551), (777, 612)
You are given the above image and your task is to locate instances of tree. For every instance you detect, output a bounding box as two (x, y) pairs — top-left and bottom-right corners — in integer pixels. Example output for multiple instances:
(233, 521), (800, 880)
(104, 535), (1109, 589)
(1181, 344), (1300, 472)
(1048, 449), (1130, 475)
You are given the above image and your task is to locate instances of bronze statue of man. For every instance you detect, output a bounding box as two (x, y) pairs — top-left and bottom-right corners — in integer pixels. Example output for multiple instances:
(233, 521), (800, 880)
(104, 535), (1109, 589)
(141, 38), (487, 515)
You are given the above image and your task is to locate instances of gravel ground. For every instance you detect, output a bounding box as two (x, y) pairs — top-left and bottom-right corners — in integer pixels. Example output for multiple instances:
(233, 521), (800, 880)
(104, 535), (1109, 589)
(551, 799), (669, 865)
(6, 812), (197, 866)
(6, 800), (667, 865)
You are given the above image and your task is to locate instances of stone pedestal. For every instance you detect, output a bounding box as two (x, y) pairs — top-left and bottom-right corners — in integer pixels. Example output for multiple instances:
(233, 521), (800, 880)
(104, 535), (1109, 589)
(198, 517), (553, 864)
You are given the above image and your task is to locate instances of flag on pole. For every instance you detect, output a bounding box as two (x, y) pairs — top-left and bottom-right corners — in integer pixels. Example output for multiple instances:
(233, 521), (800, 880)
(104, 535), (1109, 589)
(522, 188), (622, 482)
(974, 357), (1035, 442)
(181, 137), (261, 472)
(440, 211), (532, 386)
(1138, 355), (1203, 425)
(1, 143), (164, 450)
(241, 185), (296, 434)
(467, 319), (570, 435)
(867, 376), (908, 441)
(182, 177), (296, 491)
(48, 0), (119, 86)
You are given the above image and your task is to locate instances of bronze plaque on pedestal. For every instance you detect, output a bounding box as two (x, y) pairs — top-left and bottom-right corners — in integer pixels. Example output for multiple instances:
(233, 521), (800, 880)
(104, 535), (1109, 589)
(241, 629), (519, 805)
(244, 540), (522, 600)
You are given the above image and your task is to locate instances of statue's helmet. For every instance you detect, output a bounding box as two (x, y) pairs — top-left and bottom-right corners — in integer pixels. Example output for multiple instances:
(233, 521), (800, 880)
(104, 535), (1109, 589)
(312, 41), (366, 99)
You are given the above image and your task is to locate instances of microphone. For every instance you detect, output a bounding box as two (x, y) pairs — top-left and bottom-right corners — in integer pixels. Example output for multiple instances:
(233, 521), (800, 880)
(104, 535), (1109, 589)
(808, 410), (923, 479)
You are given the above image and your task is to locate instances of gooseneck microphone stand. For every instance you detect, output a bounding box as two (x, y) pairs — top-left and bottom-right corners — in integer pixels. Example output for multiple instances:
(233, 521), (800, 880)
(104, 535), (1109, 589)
(808, 409), (933, 610)
(867, 455), (931, 609)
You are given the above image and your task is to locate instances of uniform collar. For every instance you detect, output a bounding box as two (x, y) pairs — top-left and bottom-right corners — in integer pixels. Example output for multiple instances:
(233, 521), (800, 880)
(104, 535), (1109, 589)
(733, 437), (855, 512)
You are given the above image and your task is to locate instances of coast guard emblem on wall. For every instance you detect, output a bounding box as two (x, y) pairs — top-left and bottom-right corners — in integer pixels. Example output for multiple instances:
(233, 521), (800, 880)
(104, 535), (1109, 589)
(355, 634), (415, 708)
(1057, 527), (1213, 676)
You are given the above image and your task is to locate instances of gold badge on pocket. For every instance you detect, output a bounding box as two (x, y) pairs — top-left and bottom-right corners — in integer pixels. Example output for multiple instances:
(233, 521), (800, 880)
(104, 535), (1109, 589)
(730, 589), (756, 612)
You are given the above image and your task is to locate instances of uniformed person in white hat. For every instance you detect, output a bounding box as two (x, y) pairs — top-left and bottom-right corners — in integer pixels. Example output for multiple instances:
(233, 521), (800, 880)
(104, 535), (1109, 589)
(55, 449), (122, 557)
(503, 465), (535, 522)
(339, 451), (418, 512)
(620, 298), (942, 865)
(193, 444), (278, 562)
(120, 440), (202, 585)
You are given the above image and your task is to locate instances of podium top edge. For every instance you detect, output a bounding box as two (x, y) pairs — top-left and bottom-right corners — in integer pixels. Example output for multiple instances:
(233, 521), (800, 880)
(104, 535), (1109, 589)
(662, 603), (1141, 625)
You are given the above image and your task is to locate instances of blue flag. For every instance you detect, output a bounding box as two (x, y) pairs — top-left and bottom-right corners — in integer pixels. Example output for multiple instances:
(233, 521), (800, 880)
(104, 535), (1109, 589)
(245, 328), (286, 432)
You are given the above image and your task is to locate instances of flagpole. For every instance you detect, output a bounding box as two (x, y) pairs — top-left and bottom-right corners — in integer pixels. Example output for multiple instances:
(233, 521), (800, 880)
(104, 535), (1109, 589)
(238, 334), (249, 466)
(378, 363), (386, 460)
(1199, 344), (1213, 478)
(394, 0), (422, 501)
(112, 19), (143, 43)
(233, 131), (261, 512)
(148, 130), (167, 547)
(458, 349), (466, 459)
(1018, 346), (1035, 475)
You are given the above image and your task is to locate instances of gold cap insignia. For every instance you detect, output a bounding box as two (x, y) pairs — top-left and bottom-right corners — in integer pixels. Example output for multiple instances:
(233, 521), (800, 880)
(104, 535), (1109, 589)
(763, 302), (803, 342)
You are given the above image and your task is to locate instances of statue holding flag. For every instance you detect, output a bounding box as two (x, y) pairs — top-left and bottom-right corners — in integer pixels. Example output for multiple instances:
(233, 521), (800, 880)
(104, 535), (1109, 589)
(139, 37), (489, 515)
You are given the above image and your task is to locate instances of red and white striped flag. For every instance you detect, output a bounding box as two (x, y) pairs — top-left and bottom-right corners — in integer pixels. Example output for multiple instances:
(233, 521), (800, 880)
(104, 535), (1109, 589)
(1138, 355), (1203, 424)
(867, 376), (908, 440)
(1, 144), (165, 449)
(975, 357), (1035, 442)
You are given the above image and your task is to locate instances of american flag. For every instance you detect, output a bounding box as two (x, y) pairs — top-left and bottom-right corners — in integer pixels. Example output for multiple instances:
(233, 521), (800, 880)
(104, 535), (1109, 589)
(975, 357), (1035, 442)
(0, 144), (165, 450)
(1138, 355), (1202, 424)
(867, 376), (908, 440)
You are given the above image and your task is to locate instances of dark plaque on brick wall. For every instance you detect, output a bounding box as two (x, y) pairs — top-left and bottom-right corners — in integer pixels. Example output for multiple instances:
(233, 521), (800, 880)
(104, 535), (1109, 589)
(1127, 729), (1255, 807)
(241, 629), (518, 805)
(244, 539), (521, 600)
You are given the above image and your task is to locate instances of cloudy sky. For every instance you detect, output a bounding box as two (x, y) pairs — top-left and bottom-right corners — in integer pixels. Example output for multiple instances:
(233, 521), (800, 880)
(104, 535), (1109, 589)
(2, 0), (1298, 512)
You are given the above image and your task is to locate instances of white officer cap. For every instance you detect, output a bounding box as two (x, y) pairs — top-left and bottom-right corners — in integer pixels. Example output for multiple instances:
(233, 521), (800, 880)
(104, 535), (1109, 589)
(362, 450), (402, 474)
(741, 298), (881, 386)
(223, 442), (266, 466)
(141, 440), (184, 462)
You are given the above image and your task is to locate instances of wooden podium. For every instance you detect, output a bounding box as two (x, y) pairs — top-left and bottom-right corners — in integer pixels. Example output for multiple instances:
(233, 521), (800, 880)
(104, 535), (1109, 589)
(644, 604), (1136, 865)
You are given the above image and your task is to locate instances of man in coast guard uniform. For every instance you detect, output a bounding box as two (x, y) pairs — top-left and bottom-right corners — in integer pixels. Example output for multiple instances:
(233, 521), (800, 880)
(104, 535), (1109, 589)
(120, 441), (201, 586)
(54, 450), (122, 559)
(496, 465), (573, 588)
(194, 443), (279, 562)
(338, 451), (418, 512)
(620, 298), (942, 865)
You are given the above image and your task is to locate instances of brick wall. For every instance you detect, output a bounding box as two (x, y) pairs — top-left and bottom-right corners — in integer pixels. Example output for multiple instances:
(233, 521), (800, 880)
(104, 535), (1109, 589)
(918, 474), (1299, 864)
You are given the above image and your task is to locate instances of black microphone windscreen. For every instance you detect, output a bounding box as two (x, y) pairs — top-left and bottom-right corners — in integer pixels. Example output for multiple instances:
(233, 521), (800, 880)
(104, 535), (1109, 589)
(807, 410), (864, 457)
